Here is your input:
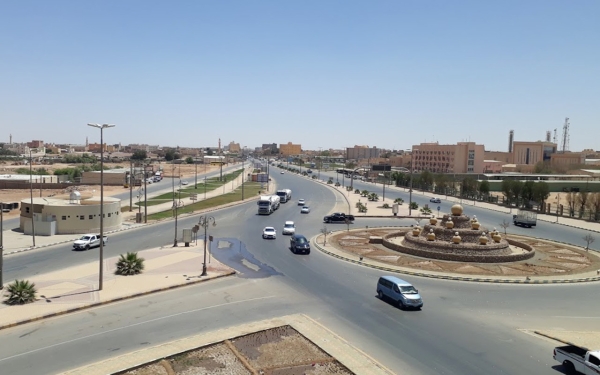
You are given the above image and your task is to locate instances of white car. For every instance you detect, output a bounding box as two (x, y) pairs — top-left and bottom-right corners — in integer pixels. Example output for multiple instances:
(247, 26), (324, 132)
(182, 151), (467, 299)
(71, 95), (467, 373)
(430, 197), (441, 203)
(262, 227), (276, 239)
(301, 206), (310, 214)
(181, 181), (189, 185)
(298, 199), (305, 206)
(280, 171), (285, 174)
(282, 221), (296, 235)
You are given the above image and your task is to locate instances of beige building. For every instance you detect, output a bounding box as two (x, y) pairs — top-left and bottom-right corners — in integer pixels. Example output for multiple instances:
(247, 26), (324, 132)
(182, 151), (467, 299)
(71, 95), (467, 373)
(484, 151), (512, 164)
(550, 152), (585, 167)
(412, 142), (485, 173)
(20, 191), (122, 235)
(346, 145), (381, 161)
(279, 142), (301, 156)
(511, 141), (557, 165)
(228, 141), (241, 153)
(81, 169), (129, 186)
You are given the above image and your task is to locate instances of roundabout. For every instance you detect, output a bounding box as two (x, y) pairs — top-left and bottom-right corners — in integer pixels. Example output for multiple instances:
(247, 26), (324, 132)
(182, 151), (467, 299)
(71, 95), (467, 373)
(316, 204), (600, 283)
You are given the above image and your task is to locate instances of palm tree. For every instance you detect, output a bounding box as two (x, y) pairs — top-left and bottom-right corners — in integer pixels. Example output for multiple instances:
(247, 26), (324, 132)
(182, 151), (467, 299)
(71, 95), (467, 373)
(394, 198), (404, 205)
(5, 279), (37, 305)
(115, 252), (145, 276)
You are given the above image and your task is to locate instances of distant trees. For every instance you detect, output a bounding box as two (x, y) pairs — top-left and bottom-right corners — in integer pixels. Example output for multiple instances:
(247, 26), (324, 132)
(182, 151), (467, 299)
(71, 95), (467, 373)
(131, 150), (147, 160)
(164, 149), (181, 161)
(501, 180), (550, 208)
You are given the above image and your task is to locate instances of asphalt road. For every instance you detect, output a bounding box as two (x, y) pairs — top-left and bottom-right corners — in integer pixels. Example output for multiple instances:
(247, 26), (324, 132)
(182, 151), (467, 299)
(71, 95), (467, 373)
(1, 166), (598, 374)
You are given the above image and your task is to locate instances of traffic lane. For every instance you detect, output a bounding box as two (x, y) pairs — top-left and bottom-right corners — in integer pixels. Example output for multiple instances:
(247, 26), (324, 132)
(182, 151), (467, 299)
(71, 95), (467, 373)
(238, 225), (553, 375)
(111, 164), (242, 201)
(0, 277), (298, 375)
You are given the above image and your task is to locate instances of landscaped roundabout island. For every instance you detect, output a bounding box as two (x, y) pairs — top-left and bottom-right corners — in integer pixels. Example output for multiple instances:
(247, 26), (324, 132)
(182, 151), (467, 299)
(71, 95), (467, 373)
(388, 203), (534, 263)
(327, 204), (600, 278)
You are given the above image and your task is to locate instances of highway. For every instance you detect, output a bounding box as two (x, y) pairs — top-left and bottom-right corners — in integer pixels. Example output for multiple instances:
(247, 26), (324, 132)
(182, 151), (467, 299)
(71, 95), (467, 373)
(1, 166), (598, 374)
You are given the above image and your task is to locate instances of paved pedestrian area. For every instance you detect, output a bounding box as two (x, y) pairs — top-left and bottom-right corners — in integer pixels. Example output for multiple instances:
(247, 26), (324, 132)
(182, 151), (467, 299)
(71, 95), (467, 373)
(0, 243), (235, 330)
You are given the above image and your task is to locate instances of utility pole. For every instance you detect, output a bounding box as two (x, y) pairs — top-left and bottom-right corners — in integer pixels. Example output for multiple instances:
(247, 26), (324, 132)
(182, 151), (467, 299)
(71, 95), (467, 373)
(194, 156), (198, 189)
(129, 159), (133, 211)
(1, 202), (4, 289)
(172, 160), (177, 247)
(29, 150), (36, 247)
(144, 161), (148, 223)
(242, 155), (245, 200)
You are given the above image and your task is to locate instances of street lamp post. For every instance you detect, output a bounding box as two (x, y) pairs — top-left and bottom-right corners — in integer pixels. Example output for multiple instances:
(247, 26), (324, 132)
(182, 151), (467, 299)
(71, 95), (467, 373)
(144, 161), (147, 223)
(195, 157), (198, 189)
(409, 153), (415, 217)
(1, 201), (4, 289)
(87, 123), (115, 291)
(29, 150), (36, 247)
(129, 159), (133, 212)
(242, 155), (245, 200)
(198, 215), (216, 276)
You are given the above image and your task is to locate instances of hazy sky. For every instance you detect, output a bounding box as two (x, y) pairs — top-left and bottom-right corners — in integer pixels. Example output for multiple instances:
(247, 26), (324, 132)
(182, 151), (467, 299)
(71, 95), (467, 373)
(1, 1), (598, 152)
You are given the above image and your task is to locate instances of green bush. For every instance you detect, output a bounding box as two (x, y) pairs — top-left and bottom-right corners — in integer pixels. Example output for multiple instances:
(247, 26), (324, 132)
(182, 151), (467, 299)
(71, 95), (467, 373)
(394, 198), (404, 205)
(409, 202), (419, 210)
(115, 252), (145, 276)
(4, 279), (37, 305)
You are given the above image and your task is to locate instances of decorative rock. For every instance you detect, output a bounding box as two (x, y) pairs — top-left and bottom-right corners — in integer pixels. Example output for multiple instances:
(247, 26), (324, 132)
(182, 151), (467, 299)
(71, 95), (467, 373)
(452, 232), (461, 244)
(446, 219), (454, 229)
(471, 215), (478, 223)
(492, 233), (502, 243)
(471, 221), (481, 230)
(430, 216), (438, 225)
(412, 226), (421, 237)
(427, 229), (436, 241)
(451, 204), (463, 216)
(479, 232), (489, 245)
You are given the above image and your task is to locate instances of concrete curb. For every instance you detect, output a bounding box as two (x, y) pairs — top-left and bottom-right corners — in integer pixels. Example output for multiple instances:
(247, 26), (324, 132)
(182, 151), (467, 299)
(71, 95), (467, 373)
(311, 232), (600, 285)
(0, 270), (236, 332)
(533, 331), (583, 349)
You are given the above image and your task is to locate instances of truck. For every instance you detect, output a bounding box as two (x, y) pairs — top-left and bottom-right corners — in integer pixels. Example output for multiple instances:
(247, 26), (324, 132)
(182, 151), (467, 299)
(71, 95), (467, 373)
(73, 234), (108, 250)
(554, 345), (600, 374)
(257, 195), (280, 215)
(276, 189), (292, 203)
(513, 209), (537, 228)
(323, 212), (355, 223)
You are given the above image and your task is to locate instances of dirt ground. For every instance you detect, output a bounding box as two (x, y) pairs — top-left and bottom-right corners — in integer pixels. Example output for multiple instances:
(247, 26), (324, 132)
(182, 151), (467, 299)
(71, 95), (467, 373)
(0, 162), (223, 219)
(121, 325), (353, 375)
(328, 228), (600, 277)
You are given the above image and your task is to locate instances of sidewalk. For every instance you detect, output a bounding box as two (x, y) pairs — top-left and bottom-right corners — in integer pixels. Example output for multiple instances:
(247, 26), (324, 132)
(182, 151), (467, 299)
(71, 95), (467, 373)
(1, 165), (257, 254)
(0, 242), (235, 331)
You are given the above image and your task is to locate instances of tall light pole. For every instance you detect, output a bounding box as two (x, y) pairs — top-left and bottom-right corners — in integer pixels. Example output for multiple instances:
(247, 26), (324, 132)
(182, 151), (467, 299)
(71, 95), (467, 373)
(143, 161), (148, 223)
(194, 156), (198, 189)
(198, 215), (216, 276)
(409, 150), (416, 217)
(172, 160), (177, 247)
(29, 150), (36, 247)
(1, 201), (4, 289)
(242, 154), (245, 201)
(87, 123), (115, 291)
(129, 159), (133, 212)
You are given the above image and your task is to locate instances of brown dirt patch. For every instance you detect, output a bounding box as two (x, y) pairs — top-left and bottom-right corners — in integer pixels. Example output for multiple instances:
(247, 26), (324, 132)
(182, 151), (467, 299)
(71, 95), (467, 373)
(328, 228), (600, 277)
(118, 326), (353, 375)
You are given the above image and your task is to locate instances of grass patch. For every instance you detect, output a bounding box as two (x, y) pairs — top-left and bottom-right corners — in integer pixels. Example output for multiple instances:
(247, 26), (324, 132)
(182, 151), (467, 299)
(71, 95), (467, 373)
(149, 170), (243, 200)
(134, 199), (173, 207)
(147, 182), (262, 220)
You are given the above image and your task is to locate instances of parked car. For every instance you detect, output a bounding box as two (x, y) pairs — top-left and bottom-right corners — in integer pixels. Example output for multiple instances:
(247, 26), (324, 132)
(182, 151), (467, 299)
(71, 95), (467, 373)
(301, 206), (310, 214)
(377, 276), (423, 310)
(280, 171), (285, 174)
(298, 199), (305, 206)
(282, 221), (296, 235)
(73, 234), (108, 251)
(262, 227), (276, 239)
(430, 197), (441, 203)
(290, 234), (310, 254)
(181, 181), (189, 185)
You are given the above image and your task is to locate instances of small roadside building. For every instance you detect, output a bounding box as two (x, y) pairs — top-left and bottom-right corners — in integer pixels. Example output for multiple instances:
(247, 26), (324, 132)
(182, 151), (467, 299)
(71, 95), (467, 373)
(20, 191), (122, 235)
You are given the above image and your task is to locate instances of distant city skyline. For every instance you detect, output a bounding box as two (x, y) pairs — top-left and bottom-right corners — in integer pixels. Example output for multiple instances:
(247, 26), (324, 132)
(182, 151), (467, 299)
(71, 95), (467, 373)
(1, 1), (598, 151)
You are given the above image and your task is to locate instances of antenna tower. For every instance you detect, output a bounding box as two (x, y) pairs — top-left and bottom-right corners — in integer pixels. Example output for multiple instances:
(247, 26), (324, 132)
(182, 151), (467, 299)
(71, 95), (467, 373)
(560, 117), (570, 152)
(552, 129), (558, 144)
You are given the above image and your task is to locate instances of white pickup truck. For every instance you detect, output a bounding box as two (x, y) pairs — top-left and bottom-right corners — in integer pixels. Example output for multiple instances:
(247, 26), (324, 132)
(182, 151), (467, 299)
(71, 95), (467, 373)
(554, 345), (600, 374)
(73, 234), (108, 250)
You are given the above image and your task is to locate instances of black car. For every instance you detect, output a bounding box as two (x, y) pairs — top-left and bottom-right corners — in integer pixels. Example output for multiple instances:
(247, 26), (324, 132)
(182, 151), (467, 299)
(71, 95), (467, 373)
(290, 234), (310, 254)
(323, 212), (355, 223)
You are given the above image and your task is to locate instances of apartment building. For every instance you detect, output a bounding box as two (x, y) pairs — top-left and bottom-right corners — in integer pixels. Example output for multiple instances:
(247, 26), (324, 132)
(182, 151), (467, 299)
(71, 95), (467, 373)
(550, 152), (585, 167)
(279, 142), (301, 156)
(346, 145), (381, 161)
(412, 142), (485, 173)
(228, 141), (241, 153)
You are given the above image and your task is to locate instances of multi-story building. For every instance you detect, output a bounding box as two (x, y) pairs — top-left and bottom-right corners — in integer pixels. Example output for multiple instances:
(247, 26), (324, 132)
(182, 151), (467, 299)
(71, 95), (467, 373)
(261, 143), (278, 155)
(412, 142), (485, 173)
(511, 141), (557, 165)
(228, 141), (241, 153)
(346, 145), (381, 161)
(279, 142), (301, 156)
(27, 140), (44, 148)
(484, 151), (513, 164)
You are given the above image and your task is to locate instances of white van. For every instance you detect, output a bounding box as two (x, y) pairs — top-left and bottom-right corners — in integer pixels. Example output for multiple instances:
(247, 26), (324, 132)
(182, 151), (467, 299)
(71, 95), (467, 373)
(377, 276), (423, 310)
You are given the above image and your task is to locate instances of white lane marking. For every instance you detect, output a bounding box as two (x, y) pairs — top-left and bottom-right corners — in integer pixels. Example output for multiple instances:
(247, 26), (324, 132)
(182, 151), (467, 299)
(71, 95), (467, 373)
(552, 316), (600, 319)
(0, 295), (275, 362)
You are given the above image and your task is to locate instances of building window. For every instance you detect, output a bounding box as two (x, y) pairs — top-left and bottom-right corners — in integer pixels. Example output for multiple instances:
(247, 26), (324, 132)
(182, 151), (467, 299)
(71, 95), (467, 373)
(26, 207), (30, 213)
(80, 215), (84, 220)
(468, 160), (474, 166)
(108, 213), (112, 218)
(89, 215), (93, 220)
(62, 216), (66, 220)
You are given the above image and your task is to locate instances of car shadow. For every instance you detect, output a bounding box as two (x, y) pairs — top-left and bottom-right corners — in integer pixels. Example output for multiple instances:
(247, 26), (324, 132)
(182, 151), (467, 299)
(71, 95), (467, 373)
(376, 294), (421, 311)
(550, 364), (570, 374)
